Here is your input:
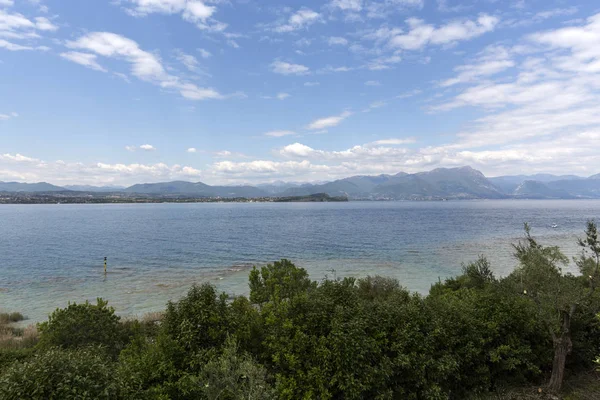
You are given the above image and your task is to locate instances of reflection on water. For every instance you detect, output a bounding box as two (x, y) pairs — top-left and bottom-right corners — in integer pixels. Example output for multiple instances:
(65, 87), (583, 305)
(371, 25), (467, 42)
(0, 200), (598, 322)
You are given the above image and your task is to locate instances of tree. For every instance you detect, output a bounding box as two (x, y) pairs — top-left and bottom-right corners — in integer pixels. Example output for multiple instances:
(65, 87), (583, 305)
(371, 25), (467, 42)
(162, 283), (231, 368)
(37, 298), (123, 355)
(512, 221), (600, 392)
(249, 259), (314, 305)
(198, 337), (275, 400)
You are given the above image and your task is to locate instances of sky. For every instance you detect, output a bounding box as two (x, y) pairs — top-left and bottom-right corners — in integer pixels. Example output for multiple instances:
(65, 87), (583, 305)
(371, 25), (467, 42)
(1, 0), (600, 186)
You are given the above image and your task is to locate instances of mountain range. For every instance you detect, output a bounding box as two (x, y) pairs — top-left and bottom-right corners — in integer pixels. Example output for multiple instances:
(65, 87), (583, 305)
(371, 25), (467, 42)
(2, 166), (600, 200)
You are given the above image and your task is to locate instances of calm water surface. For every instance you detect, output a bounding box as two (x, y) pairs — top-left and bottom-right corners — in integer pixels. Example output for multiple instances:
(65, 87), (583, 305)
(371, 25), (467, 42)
(1, 200), (599, 322)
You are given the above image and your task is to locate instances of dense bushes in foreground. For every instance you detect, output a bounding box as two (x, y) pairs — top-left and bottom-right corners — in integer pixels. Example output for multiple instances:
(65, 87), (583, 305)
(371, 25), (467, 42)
(2, 224), (600, 399)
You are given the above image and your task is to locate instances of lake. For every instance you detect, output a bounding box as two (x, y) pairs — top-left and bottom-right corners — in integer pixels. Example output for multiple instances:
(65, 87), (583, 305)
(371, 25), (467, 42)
(1, 200), (599, 323)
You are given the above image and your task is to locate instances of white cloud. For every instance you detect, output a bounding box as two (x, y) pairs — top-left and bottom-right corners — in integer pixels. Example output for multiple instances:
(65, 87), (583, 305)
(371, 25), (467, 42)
(271, 60), (310, 75)
(318, 65), (354, 73)
(363, 100), (387, 113)
(365, 54), (402, 70)
(396, 89), (422, 99)
(125, 144), (156, 151)
(0, 0), (14, 7)
(535, 7), (578, 21)
(123, 0), (224, 32)
(0, 111), (18, 120)
(389, 14), (499, 50)
(365, 0), (424, 19)
(0, 9), (58, 49)
(34, 16), (56, 31)
(226, 39), (239, 48)
(211, 159), (325, 178)
(328, 36), (348, 46)
(367, 138), (416, 146)
(0, 153), (38, 162)
(304, 81), (320, 86)
(65, 32), (223, 100)
(197, 48), (211, 58)
(364, 80), (381, 86)
(174, 49), (199, 72)
(276, 92), (290, 100)
(273, 8), (321, 33)
(187, 147), (197, 153)
(307, 110), (351, 130)
(0, 38), (32, 50)
(278, 141), (415, 162)
(60, 52), (107, 72)
(211, 150), (246, 158)
(440, 45), (515, 87)
(265, 130), (295, 137)
(330, 0), (362, 11)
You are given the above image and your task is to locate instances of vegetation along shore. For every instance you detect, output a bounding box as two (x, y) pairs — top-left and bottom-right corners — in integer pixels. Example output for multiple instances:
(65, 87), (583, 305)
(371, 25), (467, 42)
(2, 223), (600, 399)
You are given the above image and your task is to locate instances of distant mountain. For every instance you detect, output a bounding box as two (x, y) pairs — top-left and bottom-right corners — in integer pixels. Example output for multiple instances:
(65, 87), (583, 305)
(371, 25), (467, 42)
(278, 167), (505, 200)
(372, 167), (505, 199)
(546, 179), (600, 198)
(489, 174), (583, 194)
(0, 181), (66, 192)
(256, 181), (306, 195)
(2, 167), (600, 199)
(278, 174), (399, 198)
(513, 180), (574, 199)
(64, 185), (125, 192)
(124, 181), (268, 198)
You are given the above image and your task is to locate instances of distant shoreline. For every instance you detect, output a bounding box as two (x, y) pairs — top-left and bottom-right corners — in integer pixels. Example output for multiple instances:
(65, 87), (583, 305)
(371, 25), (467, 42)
(0, 192), (349, 204)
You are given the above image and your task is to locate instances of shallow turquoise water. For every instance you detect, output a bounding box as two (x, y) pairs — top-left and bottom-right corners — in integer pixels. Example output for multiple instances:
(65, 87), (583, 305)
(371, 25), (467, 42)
(1, 200), (598, 322)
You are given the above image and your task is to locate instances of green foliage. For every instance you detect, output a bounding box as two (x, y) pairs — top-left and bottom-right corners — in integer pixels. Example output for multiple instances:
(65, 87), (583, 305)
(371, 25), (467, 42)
(0, 312), (25, 324)
(0, 347), (122, 400)
(0, 348), (35, 373)
(8, 230), (600, 399)
(163, 283), (231, 365)
(249, 259), (315, 305)
(198, 337), (275, 400)
(37, 298), (124, 356)
(117, 333), (197, 399)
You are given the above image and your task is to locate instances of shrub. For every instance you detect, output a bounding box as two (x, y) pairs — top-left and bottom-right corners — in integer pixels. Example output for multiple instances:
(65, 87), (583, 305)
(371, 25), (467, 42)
(163, 283), (231, 363)
(37, 298), (123, 355)
(0, 312), (25, 324)
(0, 347), (121, 400)
(198, 337), (275, 400)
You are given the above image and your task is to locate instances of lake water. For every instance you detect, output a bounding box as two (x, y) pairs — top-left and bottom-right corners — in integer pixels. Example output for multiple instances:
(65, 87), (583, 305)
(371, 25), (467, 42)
(1, 200), (599, 323)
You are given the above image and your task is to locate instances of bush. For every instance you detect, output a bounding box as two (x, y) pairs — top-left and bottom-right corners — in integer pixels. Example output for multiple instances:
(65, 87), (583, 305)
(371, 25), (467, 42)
(198, 337), (275, 400)
(37, 298), (124, 355)
(0, 347), (121, 400)
(163, 283), (231, 364)
(0, 312), (25, 324)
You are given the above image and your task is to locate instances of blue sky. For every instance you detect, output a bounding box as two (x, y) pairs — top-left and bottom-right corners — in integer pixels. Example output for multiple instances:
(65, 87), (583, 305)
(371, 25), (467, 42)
(1, 0), (600, 185)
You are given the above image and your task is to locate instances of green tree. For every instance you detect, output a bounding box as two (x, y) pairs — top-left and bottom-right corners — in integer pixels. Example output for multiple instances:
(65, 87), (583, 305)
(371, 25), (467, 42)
(512, 221), (600, 392)
(198, 336), (275, 400)
(249, 259), (314, 305)
(37, 298), (123, 355)
(162, 283), (231, 368)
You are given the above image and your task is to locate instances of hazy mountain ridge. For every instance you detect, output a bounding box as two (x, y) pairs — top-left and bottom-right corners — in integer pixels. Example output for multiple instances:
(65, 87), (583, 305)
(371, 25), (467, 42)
(0, 181), (66, 192)
(2, 167), (600, 199)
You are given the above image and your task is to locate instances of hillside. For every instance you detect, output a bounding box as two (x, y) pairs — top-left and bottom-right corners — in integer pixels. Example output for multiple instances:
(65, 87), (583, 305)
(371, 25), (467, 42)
(124, 181), (268, 198)
(3, 167), (600, 199)
(0, 181), (66, 192)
